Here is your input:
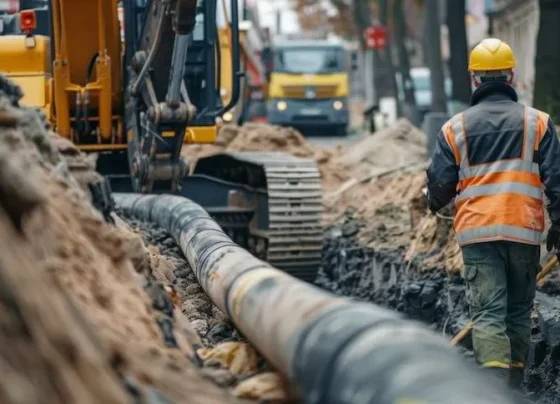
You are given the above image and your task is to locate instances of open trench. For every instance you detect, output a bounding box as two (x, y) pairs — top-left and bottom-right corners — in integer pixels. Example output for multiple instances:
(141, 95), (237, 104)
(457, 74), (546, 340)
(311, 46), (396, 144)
(117, 191), (560, 404)
(122, 215), (292, 402)
(316, 213), (560, 404)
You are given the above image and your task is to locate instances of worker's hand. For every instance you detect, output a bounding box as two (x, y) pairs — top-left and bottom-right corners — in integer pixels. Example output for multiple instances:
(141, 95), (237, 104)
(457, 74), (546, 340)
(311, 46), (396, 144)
(546, 224), (560, 251)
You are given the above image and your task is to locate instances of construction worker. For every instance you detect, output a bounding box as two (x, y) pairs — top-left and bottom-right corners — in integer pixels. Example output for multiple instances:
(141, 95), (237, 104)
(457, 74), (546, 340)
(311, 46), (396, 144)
(426, 38), (560, 387)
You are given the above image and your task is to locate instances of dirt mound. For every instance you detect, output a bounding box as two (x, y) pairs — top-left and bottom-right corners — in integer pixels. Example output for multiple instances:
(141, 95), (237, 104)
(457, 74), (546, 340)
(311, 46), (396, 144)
(0, 76), (247, 403)
(320, 118), (428, 255)
(183, 123), (348, 191)
(183, 119), (427, 202)
(325, 119), (426, 203)
(184, 123), (316, 160)
(337, 118), (426, 177)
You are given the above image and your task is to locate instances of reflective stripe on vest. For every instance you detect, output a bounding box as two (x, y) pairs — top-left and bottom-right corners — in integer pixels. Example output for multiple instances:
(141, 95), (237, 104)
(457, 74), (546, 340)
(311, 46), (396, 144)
(455, 224), (541, 245)
(451, 107), (545, 246)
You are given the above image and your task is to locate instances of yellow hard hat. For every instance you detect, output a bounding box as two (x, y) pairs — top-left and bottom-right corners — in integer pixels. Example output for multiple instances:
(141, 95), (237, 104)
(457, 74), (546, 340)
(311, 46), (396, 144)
(468, 38), (516, 71)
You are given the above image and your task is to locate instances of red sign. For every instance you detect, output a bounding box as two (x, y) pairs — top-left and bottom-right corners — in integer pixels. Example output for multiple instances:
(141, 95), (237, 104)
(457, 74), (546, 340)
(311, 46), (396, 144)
(364, 26), (387, 50)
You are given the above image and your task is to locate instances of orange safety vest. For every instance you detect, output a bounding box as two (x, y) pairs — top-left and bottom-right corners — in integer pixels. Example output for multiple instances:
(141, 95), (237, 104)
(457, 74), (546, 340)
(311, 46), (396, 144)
(443, 107), (549, 246)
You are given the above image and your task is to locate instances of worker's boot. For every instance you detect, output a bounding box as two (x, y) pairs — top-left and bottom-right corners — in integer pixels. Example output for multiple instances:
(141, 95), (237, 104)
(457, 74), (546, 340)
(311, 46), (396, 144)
(509, 367), (525, 391)
(484, 366), (510, 384)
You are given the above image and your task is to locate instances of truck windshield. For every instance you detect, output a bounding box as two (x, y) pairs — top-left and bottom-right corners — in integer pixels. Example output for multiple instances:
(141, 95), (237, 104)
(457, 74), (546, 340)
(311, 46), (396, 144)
(274, 47), (343, 74)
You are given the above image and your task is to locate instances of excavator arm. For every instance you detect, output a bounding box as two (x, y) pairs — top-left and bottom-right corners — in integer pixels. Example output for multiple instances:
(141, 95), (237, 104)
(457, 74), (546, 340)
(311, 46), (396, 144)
(123, 0), (241, 193)
(125, 0), (198, 193)
(49, 0), (122, 143)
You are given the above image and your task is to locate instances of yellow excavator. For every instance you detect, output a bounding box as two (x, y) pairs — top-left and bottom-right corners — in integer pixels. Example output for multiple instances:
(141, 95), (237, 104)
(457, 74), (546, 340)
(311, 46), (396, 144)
(0, 0), (323, 281)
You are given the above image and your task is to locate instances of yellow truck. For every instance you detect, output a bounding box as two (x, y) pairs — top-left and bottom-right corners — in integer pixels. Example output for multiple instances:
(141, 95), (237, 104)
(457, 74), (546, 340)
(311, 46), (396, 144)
(267, 39), (351, 136)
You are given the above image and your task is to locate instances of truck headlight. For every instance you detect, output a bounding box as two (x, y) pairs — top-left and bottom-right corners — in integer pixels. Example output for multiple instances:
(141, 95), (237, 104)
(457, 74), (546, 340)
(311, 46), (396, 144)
(333, 100), (344, 110)
(277, 101), (288, 111)
(223, 112), (233, 122)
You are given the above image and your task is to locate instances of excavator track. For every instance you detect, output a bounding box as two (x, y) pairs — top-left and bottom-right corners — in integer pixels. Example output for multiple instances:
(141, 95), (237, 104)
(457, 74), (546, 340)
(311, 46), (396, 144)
(192, 151), (324, 282)
(249, 152), (323, 281)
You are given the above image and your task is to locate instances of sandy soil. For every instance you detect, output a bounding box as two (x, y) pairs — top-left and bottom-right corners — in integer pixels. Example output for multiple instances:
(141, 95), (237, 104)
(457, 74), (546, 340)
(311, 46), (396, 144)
(0, 75), (258, 404)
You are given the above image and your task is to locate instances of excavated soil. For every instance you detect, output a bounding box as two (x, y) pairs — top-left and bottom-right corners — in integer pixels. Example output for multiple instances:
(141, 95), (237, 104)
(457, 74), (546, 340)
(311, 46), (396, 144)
(0, 75), (286, 403)
(182, 123), (348, 192)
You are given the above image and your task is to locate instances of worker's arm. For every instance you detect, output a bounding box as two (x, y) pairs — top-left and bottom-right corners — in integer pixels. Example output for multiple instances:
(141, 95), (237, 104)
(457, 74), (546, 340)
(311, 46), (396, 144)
(426, 127), (459, 213)
(539, 118), (560, 224)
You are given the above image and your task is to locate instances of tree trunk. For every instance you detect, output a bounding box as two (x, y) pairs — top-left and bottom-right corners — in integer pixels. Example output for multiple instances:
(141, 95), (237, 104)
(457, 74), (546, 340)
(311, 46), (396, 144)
(393, 0), (419, 124)
(353, 0), (370, 49)
(533, 0), (560, 123)
(379, 0), (400, 112)
(353, 0), (378, 104)
(446, 0), (471, 105)
(425, 0), (447, 113)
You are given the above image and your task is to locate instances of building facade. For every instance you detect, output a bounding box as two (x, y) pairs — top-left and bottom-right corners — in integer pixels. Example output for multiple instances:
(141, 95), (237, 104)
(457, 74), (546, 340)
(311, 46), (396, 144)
(487, 0), (539, 105)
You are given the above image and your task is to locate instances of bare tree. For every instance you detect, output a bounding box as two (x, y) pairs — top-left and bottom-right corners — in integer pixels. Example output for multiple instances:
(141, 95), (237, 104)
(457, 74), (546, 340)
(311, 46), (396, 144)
(393, 0), (418, 122)
(379, 0), (399, 106)
(446, 0), (471, 104)
(533, 0), (560, 123)
(425, 0), (446, 113)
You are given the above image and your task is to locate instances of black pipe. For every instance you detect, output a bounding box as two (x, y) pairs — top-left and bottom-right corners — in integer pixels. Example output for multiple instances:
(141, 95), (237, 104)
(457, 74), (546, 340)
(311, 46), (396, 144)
(114, 193), (524, 404)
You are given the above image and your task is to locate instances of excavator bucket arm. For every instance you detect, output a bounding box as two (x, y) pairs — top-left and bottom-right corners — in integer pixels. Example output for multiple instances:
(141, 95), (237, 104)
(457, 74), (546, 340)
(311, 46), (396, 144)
(124, 0), (241, 193)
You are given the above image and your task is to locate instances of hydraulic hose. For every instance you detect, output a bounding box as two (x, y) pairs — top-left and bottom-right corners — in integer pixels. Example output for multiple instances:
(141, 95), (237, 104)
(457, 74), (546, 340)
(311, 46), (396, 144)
(130, 2), (167, 97)
(114, 193), (523, 404)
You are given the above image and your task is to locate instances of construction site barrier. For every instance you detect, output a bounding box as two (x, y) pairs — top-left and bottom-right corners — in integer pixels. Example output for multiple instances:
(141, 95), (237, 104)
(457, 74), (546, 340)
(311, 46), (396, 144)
(114, 193), (523, 404)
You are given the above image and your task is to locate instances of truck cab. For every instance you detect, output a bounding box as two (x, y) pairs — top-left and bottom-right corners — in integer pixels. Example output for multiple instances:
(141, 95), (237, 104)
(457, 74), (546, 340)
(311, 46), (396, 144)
(267, 39), (350, 136)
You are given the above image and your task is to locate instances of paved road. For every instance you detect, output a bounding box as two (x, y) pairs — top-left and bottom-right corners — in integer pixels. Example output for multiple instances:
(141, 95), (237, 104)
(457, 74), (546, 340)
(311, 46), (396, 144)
(305, 129), (365, 148)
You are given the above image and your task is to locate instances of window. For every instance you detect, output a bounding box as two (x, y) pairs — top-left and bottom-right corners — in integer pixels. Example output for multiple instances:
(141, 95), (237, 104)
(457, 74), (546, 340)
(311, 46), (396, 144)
(274, 47), (344, 74)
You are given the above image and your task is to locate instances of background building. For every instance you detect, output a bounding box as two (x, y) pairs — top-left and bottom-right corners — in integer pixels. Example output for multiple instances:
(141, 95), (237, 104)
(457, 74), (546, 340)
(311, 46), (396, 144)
(486, 0), (539, 105)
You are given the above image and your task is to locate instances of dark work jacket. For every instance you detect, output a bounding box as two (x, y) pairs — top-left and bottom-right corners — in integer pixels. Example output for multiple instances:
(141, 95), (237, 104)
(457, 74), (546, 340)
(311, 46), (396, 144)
(426, 81), (560, 225)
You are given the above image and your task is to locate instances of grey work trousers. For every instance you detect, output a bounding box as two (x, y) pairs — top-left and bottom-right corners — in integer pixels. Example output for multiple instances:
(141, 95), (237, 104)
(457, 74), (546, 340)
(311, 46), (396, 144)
(461, 241), (539, 373)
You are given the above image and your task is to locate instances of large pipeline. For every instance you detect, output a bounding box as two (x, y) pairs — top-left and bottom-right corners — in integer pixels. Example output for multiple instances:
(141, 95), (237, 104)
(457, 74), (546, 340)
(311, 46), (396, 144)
(114, 193), (524, 404)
